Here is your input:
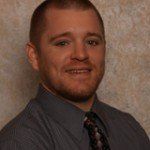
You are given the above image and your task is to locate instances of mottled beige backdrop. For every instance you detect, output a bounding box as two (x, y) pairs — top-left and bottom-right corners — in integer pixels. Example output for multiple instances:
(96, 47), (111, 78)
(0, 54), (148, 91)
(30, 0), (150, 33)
(0, 0), (150, 137)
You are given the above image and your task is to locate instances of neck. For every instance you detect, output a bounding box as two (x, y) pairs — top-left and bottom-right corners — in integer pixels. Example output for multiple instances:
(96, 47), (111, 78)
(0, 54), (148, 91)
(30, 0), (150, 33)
(66, 96), (95, 112)
(41, 82), (95, 112)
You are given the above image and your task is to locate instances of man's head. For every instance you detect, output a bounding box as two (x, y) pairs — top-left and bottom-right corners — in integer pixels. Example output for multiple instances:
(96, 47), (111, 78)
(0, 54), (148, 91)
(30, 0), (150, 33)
(26, 0), (106, 103)
(30, 0), (105, 50)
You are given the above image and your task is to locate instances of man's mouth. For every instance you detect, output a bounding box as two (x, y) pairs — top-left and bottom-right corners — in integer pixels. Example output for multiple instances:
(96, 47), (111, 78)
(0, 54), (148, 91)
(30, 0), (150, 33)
(65, 68), (92, 74)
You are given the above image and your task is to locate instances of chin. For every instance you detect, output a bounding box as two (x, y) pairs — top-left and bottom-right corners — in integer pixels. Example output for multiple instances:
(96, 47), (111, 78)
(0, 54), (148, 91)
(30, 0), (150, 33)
(59, 91), (94, 103)
(55, 82), (99, 103)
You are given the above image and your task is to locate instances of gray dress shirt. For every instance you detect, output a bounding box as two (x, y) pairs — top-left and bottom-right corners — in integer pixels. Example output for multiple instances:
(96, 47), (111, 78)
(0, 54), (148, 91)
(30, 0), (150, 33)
(0, 84), (149, 150)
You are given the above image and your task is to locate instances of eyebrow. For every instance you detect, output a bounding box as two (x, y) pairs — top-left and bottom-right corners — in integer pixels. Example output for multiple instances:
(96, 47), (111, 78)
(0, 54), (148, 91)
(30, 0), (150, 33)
(86, 32), (103, 40)
(48, 31), (103, 42)
(49, 32), (72, 42)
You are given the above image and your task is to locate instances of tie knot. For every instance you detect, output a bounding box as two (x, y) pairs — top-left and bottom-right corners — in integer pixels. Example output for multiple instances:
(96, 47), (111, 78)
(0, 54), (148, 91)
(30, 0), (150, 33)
(85, 111), (97, 118)
(84, 111), (97, 122)
(84, 112), (98, 132)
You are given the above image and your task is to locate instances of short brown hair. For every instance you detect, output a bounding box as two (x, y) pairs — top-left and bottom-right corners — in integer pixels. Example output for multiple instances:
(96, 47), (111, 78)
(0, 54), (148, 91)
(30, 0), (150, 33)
(30, 0), (105, 50)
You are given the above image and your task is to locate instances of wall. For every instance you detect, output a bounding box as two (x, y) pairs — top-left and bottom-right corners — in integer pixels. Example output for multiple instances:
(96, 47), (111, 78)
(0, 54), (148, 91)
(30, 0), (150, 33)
(0, 0), (149, 137)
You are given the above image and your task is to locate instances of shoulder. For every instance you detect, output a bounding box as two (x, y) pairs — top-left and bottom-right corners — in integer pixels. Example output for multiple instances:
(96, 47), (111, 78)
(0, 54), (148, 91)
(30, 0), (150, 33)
(98, 100), (144, 131)
(0, 99), (54, 149)
(97, 100), (150, 147)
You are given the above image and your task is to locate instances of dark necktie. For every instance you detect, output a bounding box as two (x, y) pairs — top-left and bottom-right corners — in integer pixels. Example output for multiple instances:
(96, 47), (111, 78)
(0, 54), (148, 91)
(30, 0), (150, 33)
(84, 111), (111, 150)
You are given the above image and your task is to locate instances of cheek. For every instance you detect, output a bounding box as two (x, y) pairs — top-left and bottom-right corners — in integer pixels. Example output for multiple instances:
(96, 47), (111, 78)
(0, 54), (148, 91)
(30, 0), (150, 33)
(89, 50), (105, 67)
(41, 52), (68, 75)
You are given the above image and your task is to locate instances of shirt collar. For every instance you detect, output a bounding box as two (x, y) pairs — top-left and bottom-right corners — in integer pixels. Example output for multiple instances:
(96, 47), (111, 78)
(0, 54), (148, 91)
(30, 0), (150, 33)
(91, 95), (110, 137)
(35, 84), (109, 140)
(36, 84), (86, 141)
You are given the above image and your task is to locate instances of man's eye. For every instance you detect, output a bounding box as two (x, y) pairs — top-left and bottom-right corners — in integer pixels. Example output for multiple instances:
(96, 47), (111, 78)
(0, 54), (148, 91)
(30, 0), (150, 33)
(55, 41), (69, 47)
(86, 40), (99, 46)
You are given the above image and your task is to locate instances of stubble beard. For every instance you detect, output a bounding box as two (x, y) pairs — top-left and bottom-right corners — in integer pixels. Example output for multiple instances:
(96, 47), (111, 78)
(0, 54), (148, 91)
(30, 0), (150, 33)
(56, 75), (103, 103)
(41, 65), (105, 103)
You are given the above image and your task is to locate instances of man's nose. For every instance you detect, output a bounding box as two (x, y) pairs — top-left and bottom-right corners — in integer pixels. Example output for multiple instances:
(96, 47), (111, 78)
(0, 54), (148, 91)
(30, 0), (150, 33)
(71, 42), (89, 61)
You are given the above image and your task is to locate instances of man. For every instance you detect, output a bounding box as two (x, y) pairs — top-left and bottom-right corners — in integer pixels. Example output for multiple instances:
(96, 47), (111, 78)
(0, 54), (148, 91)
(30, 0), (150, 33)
(0, 0), (149, 150)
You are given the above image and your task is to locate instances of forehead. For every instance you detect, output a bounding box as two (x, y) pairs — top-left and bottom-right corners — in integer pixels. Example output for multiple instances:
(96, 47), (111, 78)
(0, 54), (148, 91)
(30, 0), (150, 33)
(44, 8), (102, 35)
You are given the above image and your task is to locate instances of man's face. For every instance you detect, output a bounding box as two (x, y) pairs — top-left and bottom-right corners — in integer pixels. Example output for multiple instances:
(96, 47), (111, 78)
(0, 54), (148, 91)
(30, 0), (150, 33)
(36, 8), (105, 102)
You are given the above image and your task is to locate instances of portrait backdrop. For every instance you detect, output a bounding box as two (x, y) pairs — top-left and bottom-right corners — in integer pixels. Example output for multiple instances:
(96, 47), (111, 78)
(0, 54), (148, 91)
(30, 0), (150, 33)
(0, 0), (149, 137)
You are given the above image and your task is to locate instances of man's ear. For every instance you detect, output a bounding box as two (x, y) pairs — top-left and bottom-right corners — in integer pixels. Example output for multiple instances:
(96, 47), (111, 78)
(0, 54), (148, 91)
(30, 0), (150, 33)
(26, 42), (39, 71)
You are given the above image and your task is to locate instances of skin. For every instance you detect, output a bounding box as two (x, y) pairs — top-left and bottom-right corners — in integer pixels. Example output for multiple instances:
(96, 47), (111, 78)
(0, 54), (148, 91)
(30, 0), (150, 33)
(26, 8), (106, 111)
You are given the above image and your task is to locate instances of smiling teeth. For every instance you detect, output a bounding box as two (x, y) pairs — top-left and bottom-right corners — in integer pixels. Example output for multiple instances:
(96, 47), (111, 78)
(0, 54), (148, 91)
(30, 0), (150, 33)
(67, 69), (90, 74)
